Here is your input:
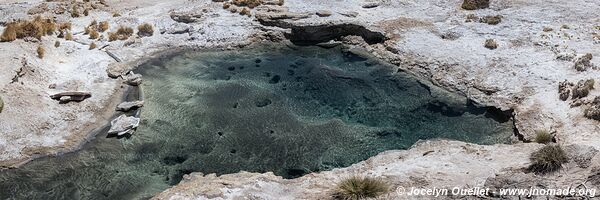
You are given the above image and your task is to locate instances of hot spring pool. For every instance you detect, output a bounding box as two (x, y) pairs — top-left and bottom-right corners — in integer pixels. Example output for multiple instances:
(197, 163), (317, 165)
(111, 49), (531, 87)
(0, 44), (514, 199)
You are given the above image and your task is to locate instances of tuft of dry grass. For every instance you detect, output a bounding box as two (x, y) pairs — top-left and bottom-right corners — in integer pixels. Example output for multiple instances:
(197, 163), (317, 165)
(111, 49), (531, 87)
(83, 8), (89, 16)
(534, 130), (553, 144)
(332, 176), (390, 200)
(239, 8), (251, 16)
(89, 29), (99, 39)
(71, 5), (80, 18)
(1, 23), (18, 42)
(108, 32), (118, 41)
(223, 2), (231, 9)
(37, 45), (45, 59)
(65, 32), (73, 40)
(484, 39), (497, 49)
(277, 0), (284, 6)
(528, 145), (568, 174)
(54, 41), (60, 48)
(99, 21), (109, 32)
(89, 42), (97, 50)
(59, 22), (72, 31)
(112, 12), (121, 17)
(1, 16), (57, 42)
(137, 23), (154, 37)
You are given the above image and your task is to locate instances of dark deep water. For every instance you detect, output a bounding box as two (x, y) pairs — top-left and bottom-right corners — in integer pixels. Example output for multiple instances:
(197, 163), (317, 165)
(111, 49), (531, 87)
(0, 45), (513, 199)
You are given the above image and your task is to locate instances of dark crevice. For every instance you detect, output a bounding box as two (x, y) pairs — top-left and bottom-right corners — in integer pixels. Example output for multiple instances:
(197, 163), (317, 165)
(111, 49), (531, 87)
(285, 23), (387, 45)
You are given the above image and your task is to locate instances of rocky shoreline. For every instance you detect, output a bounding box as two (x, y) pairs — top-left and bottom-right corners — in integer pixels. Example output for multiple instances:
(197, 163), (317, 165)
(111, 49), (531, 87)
(0, 0), (599, 199)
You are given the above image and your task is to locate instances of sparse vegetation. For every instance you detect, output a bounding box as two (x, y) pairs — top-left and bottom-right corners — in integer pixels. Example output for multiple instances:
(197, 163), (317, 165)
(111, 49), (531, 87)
(528, 145), (568, 174)
(0, 23), (17, 42)
(83, 8), (90, 16)
(223, 2), (231, 9)
(277, 0), (284, 6)
(89, 29), (99, 39)
(1, 16), (57, 42)
(137, 23), (154, 37)
(89, 42), (97, 50)
(65, 32), (73, 40)
(534, 130), (553, 144)
(54, 41), (60, 48)
(71, 5), (80, 18)
(479, 15), (502, 25)
(109, 26), (134, 41)
(113, 12), (121, 17)
(239, 8), (251, 16)
(484, 39), (498, 49)
(332, 176), (390, 200)
(37, 45), (45, 59)
(543, 27), (554, 32)
(108, 32), (118, 41)
(99, 21), (109, 32)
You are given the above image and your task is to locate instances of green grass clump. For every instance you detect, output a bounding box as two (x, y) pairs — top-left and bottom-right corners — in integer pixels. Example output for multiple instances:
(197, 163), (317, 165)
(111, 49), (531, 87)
(332, 176), (390, 200)
(528, 145), (568, 174)
(534, 130), (553, 144)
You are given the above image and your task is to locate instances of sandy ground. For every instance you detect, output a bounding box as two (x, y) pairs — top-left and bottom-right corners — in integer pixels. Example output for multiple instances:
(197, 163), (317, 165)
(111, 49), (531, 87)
(0, 0), (599, 199)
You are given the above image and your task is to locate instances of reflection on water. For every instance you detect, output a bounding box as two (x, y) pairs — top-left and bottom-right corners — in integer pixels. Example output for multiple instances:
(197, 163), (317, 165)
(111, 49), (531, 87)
(0, 44), (513, 199)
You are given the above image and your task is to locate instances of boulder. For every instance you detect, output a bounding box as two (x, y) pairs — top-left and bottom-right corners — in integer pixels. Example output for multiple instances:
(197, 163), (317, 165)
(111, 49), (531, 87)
(116, 101), (145, 112)
(49, 92), (92, 103)
(558, 80), (573, 101)
(574, 53), (594, 71)
(108, 114), (140, 136)
(124, 72), (143, 86)
(571, 79), (594, 99)
(315, 10), (332, 17)
(585, 97), (600, 121)
(461, 0), (489, 10)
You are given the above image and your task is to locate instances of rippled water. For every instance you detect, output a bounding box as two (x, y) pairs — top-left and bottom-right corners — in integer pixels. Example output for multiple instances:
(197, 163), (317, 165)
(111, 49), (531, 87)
(0, 44), (513, 199)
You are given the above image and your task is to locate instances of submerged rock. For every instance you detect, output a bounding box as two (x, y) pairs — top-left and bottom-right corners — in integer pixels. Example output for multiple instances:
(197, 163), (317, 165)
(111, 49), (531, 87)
(49, 92), (92, 103)
(116, 101), (144, 112)
(108, 114), (140, 136)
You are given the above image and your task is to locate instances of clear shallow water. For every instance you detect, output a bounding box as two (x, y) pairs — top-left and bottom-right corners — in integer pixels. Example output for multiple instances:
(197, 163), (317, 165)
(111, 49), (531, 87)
(0, 45), (513, 199)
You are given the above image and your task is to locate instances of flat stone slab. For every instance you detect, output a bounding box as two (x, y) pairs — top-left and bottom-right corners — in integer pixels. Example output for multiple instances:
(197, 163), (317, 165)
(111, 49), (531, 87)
(116, 101), (144, 112)
(49, 92), (92, 103)
(108, 114), (140, 136)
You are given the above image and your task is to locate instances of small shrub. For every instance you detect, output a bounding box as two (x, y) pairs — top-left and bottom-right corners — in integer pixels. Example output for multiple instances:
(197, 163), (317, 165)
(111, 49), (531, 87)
(332, 176), (390, 200)
(528, 145), (568, 174)
(534, 130), (553, 144)
(484, 39), (497, 49)
(65, 32), (73, 40)
(89, 29), (99, 39)
(54, 41), (60, 47)
(84, 26), (90, 35)
(59, 22), (72, 31)
(137, 23), (154, 37)
(71, 5), (80, 17)
(112, 12), (121, 17)
(89, 42), (97, 50)
(1, 23), (18, 42)
(108, 32), (118, 41)
(223, 2), (231, 9)
(99, 21), (109, 32)
(117, 26), (133, 39)
(83, 8), (89, 16)
(37, 45), (45, 59)
(89, 20), (98, 27)
(239, 8), (251, 16)
(277, 0), (284, 6)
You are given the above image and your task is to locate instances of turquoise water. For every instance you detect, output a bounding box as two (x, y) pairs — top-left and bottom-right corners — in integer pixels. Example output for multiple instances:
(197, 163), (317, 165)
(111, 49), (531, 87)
(0, 45), (513, 199)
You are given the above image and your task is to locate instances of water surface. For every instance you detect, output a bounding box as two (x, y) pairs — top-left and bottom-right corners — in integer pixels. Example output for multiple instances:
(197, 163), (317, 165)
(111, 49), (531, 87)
(0, 44), (513, 199)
